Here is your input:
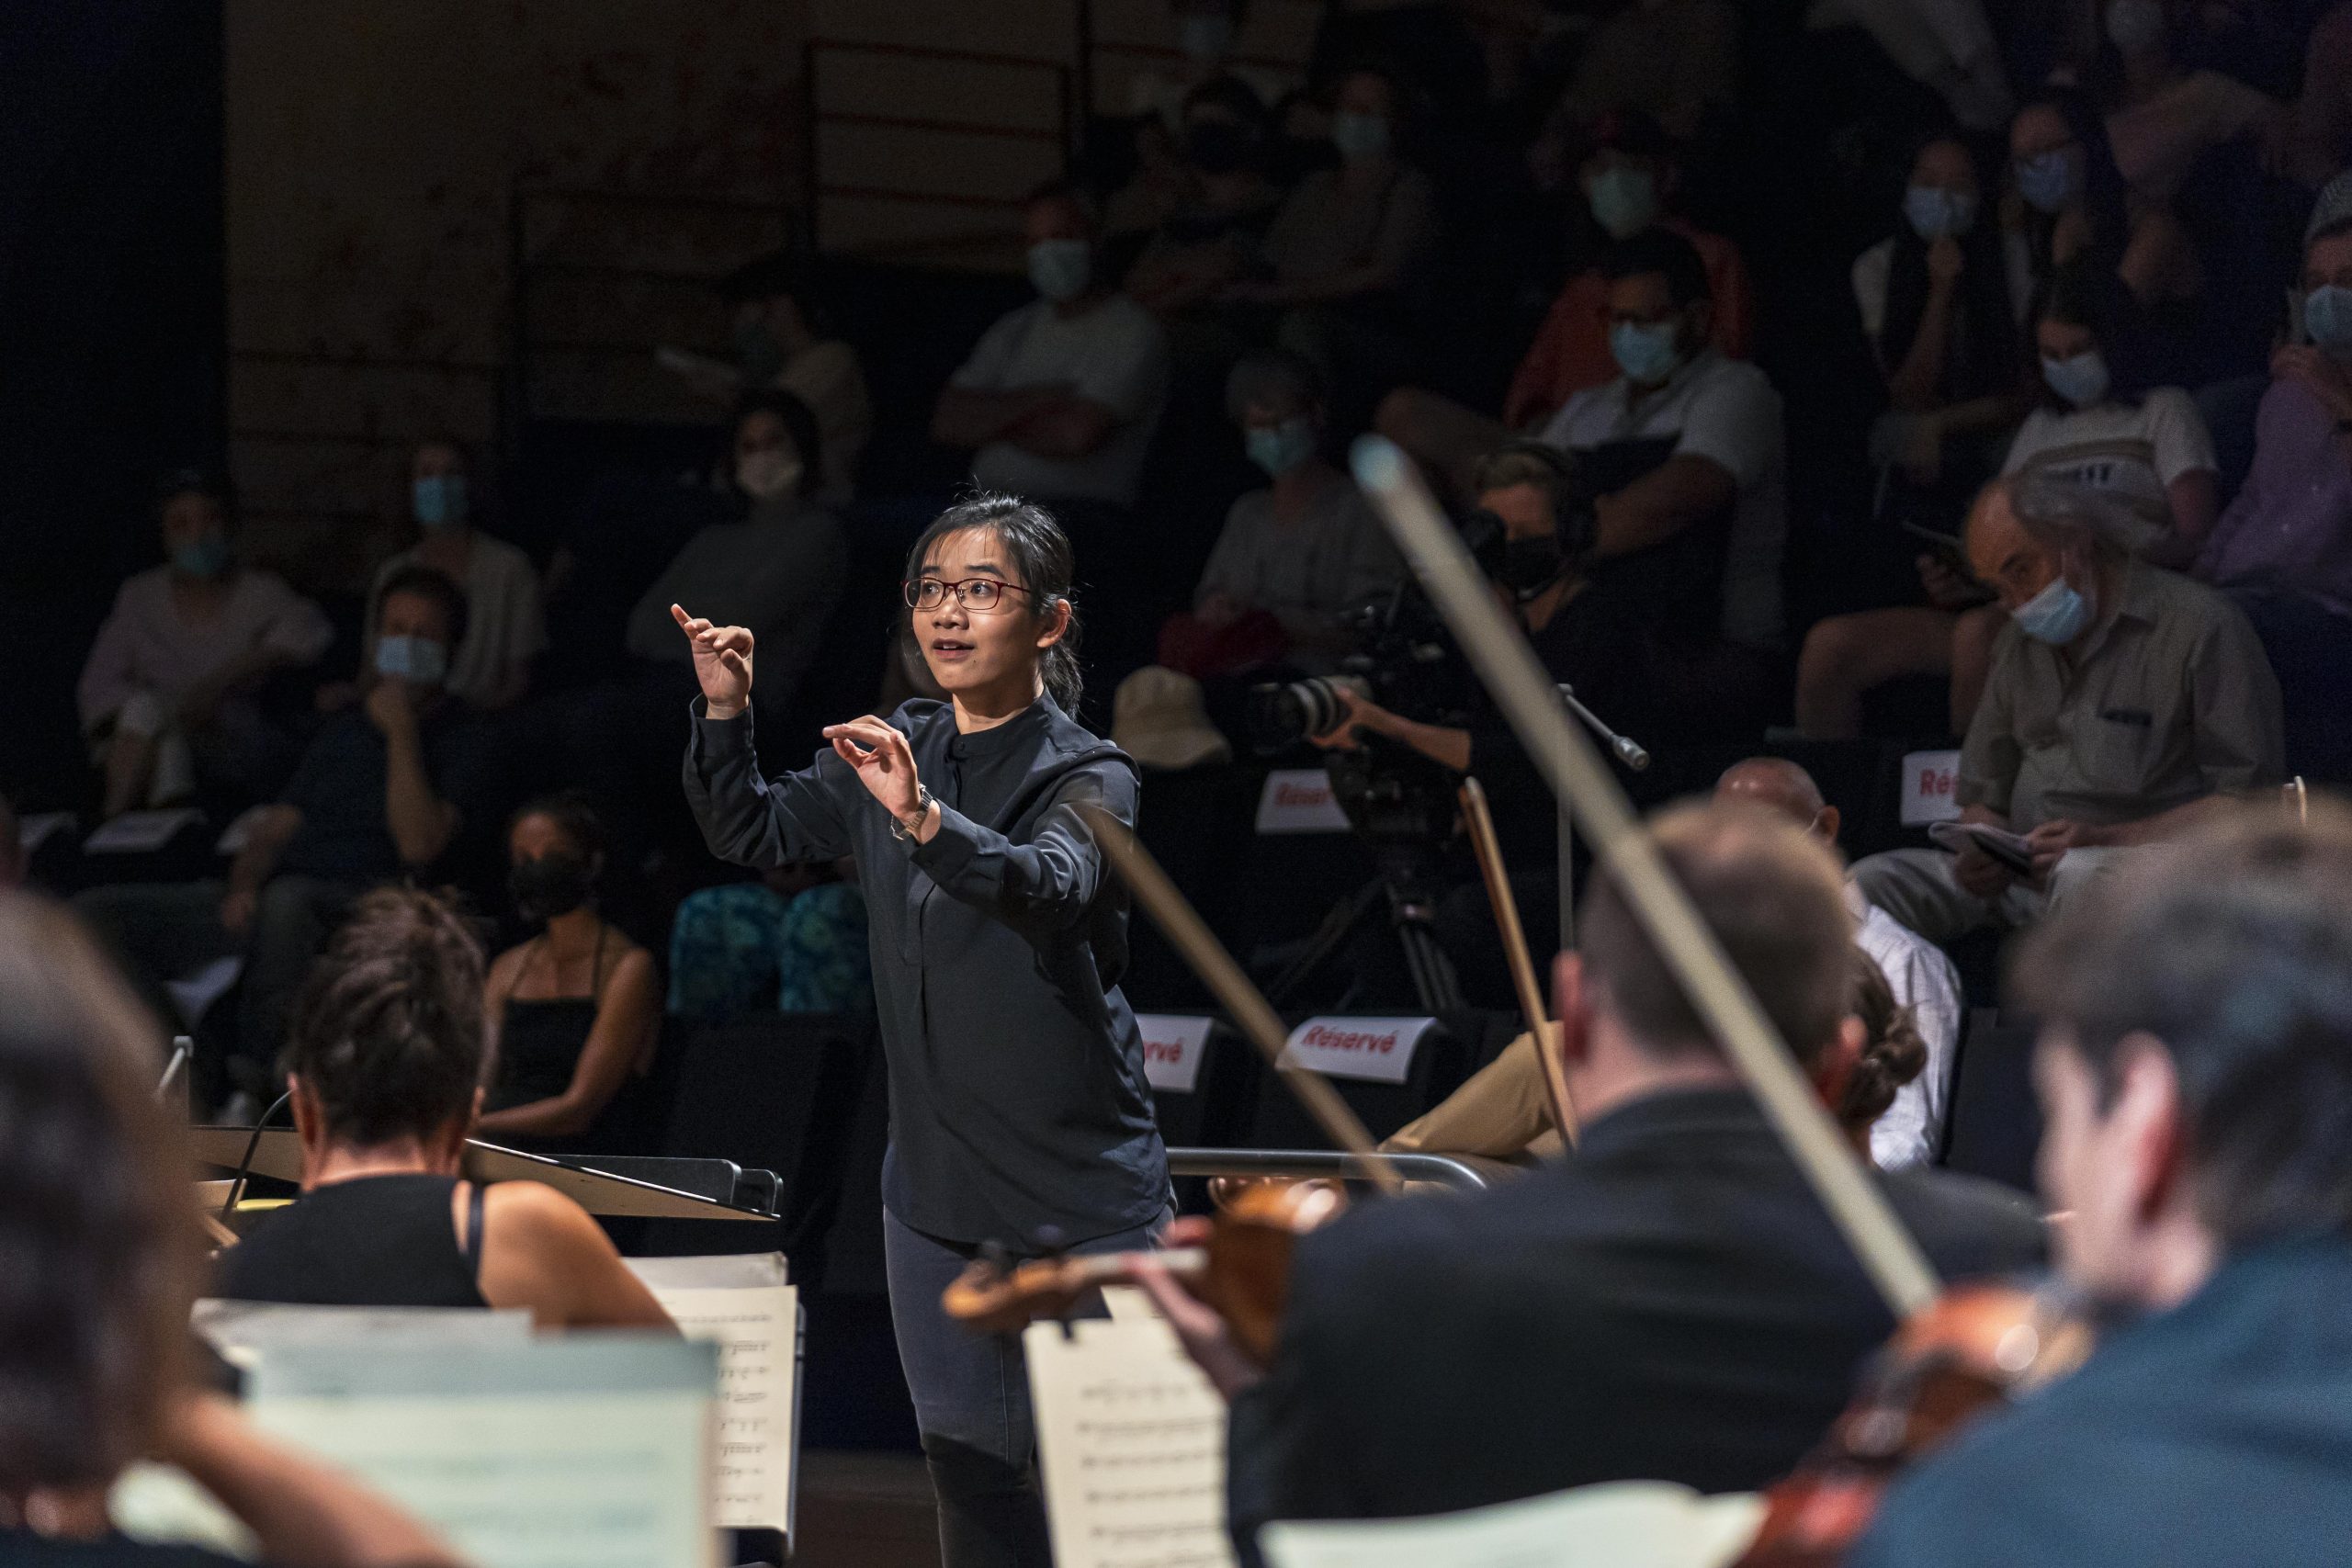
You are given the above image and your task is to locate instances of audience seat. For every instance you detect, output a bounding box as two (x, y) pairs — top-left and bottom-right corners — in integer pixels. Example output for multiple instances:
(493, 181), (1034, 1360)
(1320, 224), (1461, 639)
(1939, 1007), (2042, 1196)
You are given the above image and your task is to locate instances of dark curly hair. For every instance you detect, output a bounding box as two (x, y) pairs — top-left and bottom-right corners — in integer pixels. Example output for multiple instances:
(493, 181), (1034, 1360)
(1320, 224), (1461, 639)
(0, 893), (196, 1494)
(285, 887), (488, 1148)
(1841, 946), (1928, 1136)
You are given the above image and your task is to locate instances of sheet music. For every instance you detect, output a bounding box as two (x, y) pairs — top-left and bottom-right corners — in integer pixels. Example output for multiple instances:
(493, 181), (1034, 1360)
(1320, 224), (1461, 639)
(628, 1254), (797, 1538)
(1025, 1316), (1238, 1568)
(245, 1337), (718, 1568)
(1259, 1482), (1764, 1568)
(193, 1299), (533, 1360)
(84, 807), (202, 853)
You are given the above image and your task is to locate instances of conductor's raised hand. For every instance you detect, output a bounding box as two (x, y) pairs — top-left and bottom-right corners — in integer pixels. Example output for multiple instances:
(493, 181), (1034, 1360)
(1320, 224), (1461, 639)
(824, 716), (926, 829)
(671, 604), (754, 718)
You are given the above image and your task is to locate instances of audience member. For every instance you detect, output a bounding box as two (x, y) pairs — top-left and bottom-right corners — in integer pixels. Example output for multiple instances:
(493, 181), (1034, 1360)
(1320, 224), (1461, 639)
(1243, 64), (1441, 402)
(2010, 85), (2199, 313)
(1128, 0), (1287, 129)
(717, 252), (873, 503)
(1807, 0), (2015, 131)
(360, 437), (546, 712)
(2295, 3), (2352, 178)
(1534, 229), (1788, 696)
(77, 567), (495, 1111)
(1306, 442), (1661, 991)
(1159, 351), (1403, 678)
(1851, 473), (2281, 941)
(1378, 107), (1754, 491)
(1554, 0), (1739, 141)
(666, 862), (872, 1021)
(1142, 804), (2041, 1544)
(1125, 79), (1286, 327)
(475, 795), (659, 1145)
(79, 468), (332, 817)
(1839, 942), (1930, 1159)
(0, 891), (458, 1568)
(1715, 758), (1961, 1169)
(1852, 803), (2352, 1567)
(2097, 0), (2286, 204)
(625, 389), (849, 716)
(933, 185), (1172, 511)
(212, 887), (676, 1331)
(2195, 197), (2352, 773)
(1798, 264), (2216, 738)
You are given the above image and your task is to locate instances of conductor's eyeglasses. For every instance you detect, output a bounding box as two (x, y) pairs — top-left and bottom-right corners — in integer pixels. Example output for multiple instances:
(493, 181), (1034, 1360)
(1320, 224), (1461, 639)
(904, 577), (1034, 613)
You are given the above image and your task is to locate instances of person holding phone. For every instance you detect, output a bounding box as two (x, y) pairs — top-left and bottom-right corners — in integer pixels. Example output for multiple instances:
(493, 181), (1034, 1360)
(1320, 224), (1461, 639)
(675, 494), (1170, 1568)
(1850, 470), (2279, 942)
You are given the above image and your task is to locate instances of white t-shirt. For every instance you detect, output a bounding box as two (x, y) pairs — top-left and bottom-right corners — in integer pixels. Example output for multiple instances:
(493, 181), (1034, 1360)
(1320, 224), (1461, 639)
(2001, 389), (2216, 535)
(1850, 884), (1963, 1172)
(949, 294), (1170, 509)
(1536, 348), (1788, 648)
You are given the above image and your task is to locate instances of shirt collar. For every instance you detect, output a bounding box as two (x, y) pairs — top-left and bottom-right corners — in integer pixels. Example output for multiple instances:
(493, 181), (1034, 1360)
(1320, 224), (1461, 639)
(2072, 558), (2158, 666)
(1571, 1085), (1771, 1162)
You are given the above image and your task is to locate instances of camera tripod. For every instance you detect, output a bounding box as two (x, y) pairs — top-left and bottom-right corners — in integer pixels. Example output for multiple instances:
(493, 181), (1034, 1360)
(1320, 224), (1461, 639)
(1261, 839), (1465, 1016)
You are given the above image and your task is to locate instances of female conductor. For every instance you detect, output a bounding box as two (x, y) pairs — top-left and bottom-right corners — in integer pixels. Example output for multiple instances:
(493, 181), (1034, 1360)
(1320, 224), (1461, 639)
(674, 493), (1170, 1568)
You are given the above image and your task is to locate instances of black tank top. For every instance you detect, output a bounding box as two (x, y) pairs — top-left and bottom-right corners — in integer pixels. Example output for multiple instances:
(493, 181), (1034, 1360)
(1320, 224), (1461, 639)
(487, 929), (606, 1111)
(212, 1173), (489, 1309)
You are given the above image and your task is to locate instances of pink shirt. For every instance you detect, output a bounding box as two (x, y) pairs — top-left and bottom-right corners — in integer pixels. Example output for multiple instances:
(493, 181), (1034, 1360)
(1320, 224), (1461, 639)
(2196, 377), (2352, 618)
(78, 565), (333, 730)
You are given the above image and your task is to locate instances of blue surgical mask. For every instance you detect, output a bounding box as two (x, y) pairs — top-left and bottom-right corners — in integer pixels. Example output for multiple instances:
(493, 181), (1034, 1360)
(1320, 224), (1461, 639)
(1585, 164), (1660, 241)
(1904, 185), (1978, 242)
(2105, 0), (2166, 55)
(2305, 284), (2352, 355)
(2041, 349), (2111, 408)
(1177, 12), (1233, 62)
(412, 473), (468, 530)
(1244, 417), (1317, 478)
(2016, 147), (2082, 214)
(2013, 573), (2090, 645)
(375, 634), (449, 686)
(171, 536), (230, 579)
(1329, 110), (1390, 163)
(1027, 238), (1093, 302)
(1609, 319), (1684, 385)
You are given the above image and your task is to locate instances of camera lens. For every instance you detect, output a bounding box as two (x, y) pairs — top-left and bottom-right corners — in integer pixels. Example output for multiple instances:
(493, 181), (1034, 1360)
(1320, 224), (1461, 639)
(1245, 675), (1365, 751)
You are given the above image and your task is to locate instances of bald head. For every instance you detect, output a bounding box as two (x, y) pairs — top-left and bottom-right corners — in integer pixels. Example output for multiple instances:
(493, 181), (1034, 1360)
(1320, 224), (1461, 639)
(1714, 758), (1836, 846)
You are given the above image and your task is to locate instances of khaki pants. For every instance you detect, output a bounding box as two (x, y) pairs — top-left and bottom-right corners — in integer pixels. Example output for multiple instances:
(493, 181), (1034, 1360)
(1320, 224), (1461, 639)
(1849, 845), (2132, 945)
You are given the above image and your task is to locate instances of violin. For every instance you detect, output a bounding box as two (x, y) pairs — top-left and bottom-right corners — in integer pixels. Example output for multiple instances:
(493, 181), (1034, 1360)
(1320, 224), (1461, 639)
(1732, 1281), (2092, 1566)
(943, 1179), (1346, 1361)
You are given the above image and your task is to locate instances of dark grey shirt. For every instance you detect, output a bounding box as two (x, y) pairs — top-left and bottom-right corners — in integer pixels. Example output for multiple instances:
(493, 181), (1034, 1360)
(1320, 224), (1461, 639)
(684, 694), (1169, 1247)
(1958, 560), (2282, 829)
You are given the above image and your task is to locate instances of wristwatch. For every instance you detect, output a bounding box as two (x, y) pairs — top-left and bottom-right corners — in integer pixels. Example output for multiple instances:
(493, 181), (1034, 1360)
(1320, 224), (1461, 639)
(890, 784), (937, 843)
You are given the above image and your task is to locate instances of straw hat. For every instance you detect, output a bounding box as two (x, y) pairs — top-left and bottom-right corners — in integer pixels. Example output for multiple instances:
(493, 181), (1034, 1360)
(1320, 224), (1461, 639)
(1113, 666), (1233, 771)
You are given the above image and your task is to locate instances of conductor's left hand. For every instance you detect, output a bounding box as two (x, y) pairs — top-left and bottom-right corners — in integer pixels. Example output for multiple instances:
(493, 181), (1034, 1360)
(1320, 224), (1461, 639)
(825, 716), (926, 829)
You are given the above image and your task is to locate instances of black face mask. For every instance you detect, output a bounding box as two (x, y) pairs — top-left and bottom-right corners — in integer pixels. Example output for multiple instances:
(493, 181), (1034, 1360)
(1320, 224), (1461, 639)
(1185, 120), (1253, 175)
(1500, 534), (1567, 595)
(510, 852), (594, 922)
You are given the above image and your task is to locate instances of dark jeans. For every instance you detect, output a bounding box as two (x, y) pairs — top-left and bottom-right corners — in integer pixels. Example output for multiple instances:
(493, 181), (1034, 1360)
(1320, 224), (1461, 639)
(882, 1201), (1170, 1568)
(74, 874), (363, 1104)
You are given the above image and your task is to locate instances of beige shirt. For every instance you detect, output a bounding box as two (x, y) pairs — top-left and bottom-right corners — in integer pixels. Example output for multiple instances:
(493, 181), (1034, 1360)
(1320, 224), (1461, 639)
(1381, 1031), (1566, 1162)
(1957, 561), (2281, 829)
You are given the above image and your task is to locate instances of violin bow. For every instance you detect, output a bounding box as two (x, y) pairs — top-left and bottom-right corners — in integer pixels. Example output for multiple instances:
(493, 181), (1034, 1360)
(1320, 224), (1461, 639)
(1077, 803), (1404, 1195)
(1457, 776), (1580, 1146)
(1352, 436), (1939, 1316)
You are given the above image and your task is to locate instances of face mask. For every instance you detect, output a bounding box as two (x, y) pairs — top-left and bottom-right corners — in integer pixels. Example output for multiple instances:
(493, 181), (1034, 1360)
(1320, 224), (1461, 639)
(1610, 319), (1684, 385)
(1329, 110), (1390, 163)
(2041, 349), (2112, 408)
(1027, 237), (1093, 302)
(2016, 147), (2083, 214)
(1904, 185), (1978, 242)
(1244, 417), (1317, 478)
(736, 448), (803, 501)
(1186, 120), (1252, 175)
(731, 320), (786, 384)
(171, 536), (231, 579)
(2105, 0), (2167, 55)
(509, 852), (595, 922)
(374, 634), (448, 686)
(1585, 165), (1659, 241)
(1177, 12), (1234, 62)
(2014, 572), (2091, 645)
(1500, 534), (1567, 595)
(412, 473), (469, 530)
(2306, 285), (2352, 354)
